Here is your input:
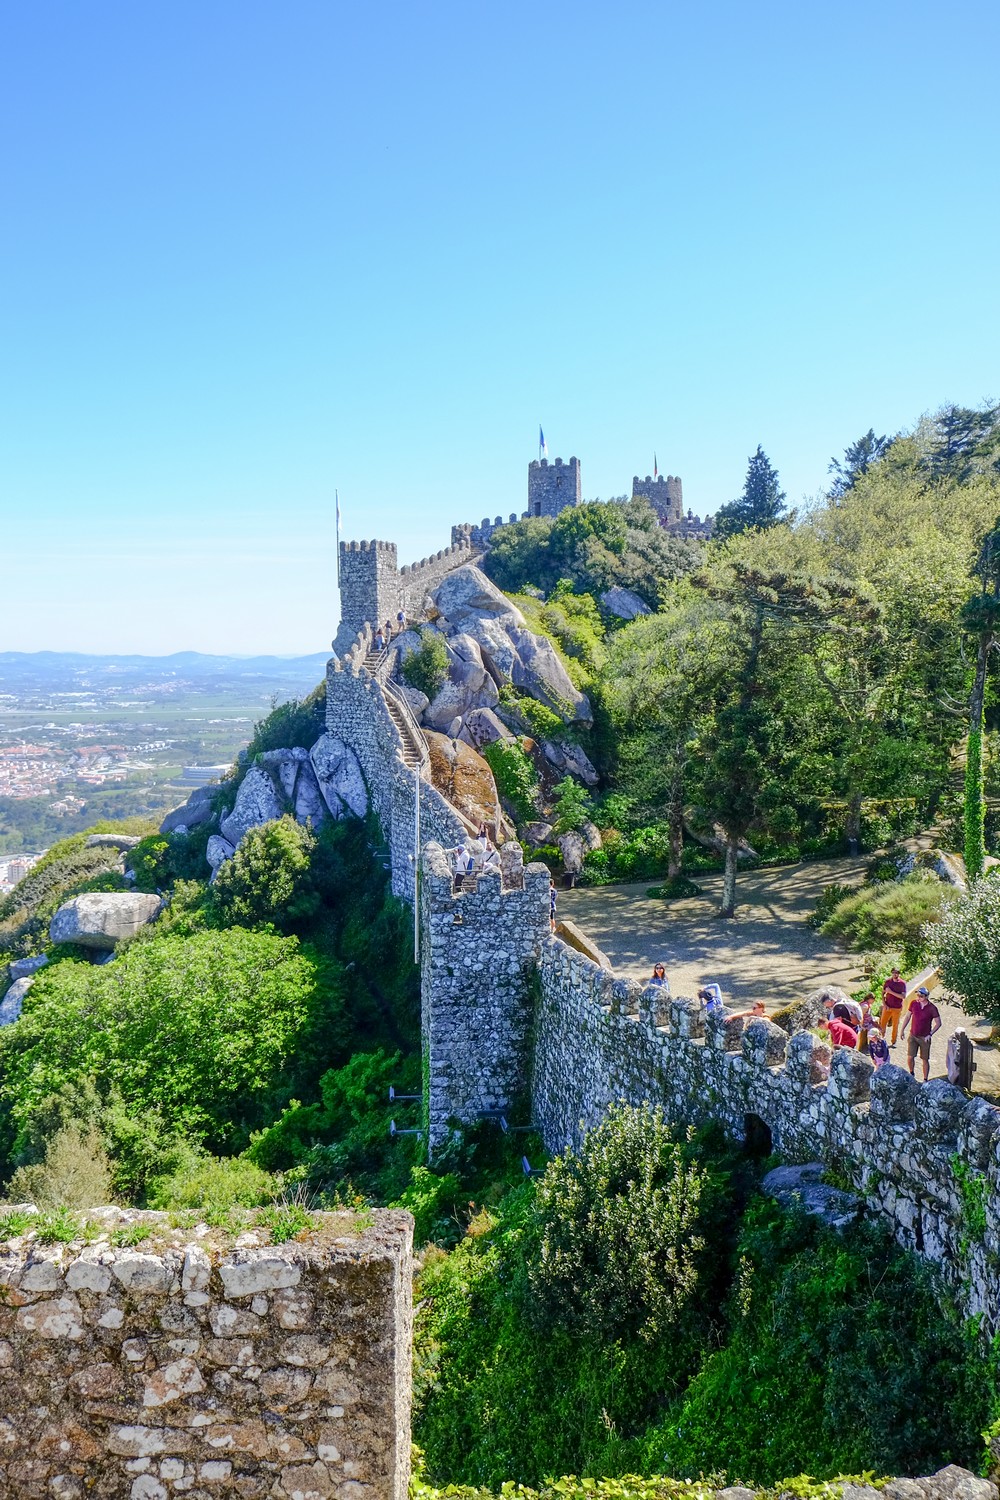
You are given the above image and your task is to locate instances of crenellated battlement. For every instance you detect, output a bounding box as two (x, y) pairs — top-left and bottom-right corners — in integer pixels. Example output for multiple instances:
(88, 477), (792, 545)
(528, 455), (582, 519)
(399, 539), (473, 577)
(340, 538), (398, 556)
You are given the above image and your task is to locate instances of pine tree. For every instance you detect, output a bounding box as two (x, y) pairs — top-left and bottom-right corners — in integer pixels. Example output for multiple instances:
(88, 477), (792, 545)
(828, 429), (892, 497)
(712, 446), (787, 540)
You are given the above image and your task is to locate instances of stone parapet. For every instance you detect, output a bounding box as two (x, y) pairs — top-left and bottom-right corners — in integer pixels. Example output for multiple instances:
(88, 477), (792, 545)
(0, 1208), (412, 1499)
(529, 939), (1000, 1330)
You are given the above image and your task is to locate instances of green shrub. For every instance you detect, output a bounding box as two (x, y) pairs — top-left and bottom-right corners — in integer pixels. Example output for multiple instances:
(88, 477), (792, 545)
(647, 876), (702, 900)
(481, 740), (539, 825)
(245, 686), (326, 760)
(819, 874), (956, 961)
(498, 690), (565, 742)
(149, 1150), (281, 1212)
(212, 816), (319, 931)
(0, 928), (319, 1160)
(401, 630), (450, 700)
(807, 881), (858, 930)
(391, 1165), (463, 1246)
(550, 776), (593, 835)
(0, 837), (128, 961)
(4, 1122), (113, 1211)
(933, 875), (1000, 1022)
(642, 1201), (993, 1483)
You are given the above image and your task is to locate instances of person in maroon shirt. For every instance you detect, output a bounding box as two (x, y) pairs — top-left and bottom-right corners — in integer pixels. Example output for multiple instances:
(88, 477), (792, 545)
(819, 1015), (858, 1049)
(880, 968), (907, 1046)
(900, 986), (942, 1081)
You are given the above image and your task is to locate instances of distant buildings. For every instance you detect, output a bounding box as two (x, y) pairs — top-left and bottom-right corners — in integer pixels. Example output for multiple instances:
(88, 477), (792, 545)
(179, 765), (230, 787)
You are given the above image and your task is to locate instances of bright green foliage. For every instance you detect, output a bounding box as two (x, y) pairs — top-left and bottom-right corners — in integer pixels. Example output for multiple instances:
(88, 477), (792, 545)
(213, 816), (319, 930)
(148, 1149), (282, 1212)
(484, 500), (700, 605)
(807, 882), (858, 930)
(712, 445), (787, 540)
(5, 1122), (113, 1210)
(541, 583), (607, 677)
(642, 1202), (993, 1482)
(933, 876), (1000, 1021)
(481, 740), (539, 825)
(414, 1112), (742, 1486)
(819, 874), (956, 962)
(244, 686), (326, 761)
(529, 1107), (725, 1351)
(0, 835), (127, 962)
(965, 731), (986, 881)
(128, 835), (173, 892)
(392, 1165), (463, 1245)
(496, 687), (565, 741)
(0, 928), (317, 1158)
(402, 629), (451, 700)
(549, 777), (592, 835)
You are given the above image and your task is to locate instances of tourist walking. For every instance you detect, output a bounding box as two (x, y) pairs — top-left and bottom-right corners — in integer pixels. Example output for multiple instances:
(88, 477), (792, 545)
(880, 967), (907, 1046)
(900, 986), (942, 1082)
(374, 626), (385, 652)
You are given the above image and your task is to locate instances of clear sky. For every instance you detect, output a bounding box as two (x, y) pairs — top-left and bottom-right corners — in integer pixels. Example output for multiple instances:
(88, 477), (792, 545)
(2, 0), (998, 654)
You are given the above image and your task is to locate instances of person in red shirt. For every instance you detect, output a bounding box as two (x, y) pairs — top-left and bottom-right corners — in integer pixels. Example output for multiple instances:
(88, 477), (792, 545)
(819, 1015), (858, 1049)
(880, 968), (907, 1046)
(900, 986), (942, 1082)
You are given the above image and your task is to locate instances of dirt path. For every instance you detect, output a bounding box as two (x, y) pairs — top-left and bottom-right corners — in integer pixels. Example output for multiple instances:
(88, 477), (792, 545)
(560, 856), (1000, 1093)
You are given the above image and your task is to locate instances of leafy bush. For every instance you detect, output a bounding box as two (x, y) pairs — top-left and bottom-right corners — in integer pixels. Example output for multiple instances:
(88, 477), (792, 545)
(934, 875), (1000, 1021)
(550, 776), (593, 835)
(647, 876), (702, 900)
(401, 629), (450, 700)
(0, 928), (319, 1161)
(497, 688), (565, 742)
(4, 1122), (113, 1210)
(581, 824), (674, 884)
(0, 836), (127, 961)
(244, 686), (326, 760)
(213, 816), (319, 930)
(807, 881), (858, 930)
(641, 1201), (993, 1483)
(148, 1150), (281, 1212)
(481, 739), (539, 825)
(819, 874), (956, 961)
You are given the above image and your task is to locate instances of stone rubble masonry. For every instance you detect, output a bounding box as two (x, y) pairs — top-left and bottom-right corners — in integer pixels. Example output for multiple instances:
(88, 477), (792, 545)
(527, 457), (582, 518)
(631, 473), (684, 523)
(325, 640), (468, 903)
(420, 842), (550, 1158)
(0, 1209), (412, 1500)
(333, 540), (476, 655)
(451, 516), (527, 549)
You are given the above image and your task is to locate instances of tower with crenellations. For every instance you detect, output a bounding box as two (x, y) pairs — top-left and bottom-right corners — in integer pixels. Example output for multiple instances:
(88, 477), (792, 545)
(632, 472), (684, 524)
(527, 456), (582, 518)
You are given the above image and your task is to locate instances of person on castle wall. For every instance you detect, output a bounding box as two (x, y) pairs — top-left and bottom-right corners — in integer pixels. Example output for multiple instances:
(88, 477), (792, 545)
(397, 608), (406, 633)
(857, 993), (877, 1052)
(450, 844), (470, 890)
(697, 983), (725, 1018)
(384, 619), (393, 643)
(732, 998), (766, 1022)
(880, 967), (907, 1046)
(819, 1014), (859, 1048)
(900, 986), (942, 1082)
(867, 1024), (890, 1070)
(374, 626), (386, 652)
(649, 962), (670, 990)
(549, 878), (557, 932)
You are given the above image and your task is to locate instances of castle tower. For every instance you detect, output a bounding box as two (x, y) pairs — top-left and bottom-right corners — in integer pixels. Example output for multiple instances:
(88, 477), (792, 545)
(528, 456), (582, 518)
(632, 473), (684, 525)
(333, 539), (399, 654)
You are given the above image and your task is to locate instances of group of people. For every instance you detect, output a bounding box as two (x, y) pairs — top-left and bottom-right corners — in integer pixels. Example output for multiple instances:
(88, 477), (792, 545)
(373, 609), (407, 653)
(449, 825), (501, 887)
(646, 962), (944, 1083)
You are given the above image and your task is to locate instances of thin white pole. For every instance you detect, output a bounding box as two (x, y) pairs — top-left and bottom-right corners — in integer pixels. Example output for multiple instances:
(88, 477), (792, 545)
(413, 766), (420, 964)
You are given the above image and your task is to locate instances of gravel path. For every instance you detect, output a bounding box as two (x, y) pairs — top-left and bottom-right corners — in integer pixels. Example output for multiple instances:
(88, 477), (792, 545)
(560, 856), (1000, 1093)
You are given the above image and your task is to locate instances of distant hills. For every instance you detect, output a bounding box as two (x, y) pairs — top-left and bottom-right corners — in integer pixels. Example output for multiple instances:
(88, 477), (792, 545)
(0, 651), (331, 692)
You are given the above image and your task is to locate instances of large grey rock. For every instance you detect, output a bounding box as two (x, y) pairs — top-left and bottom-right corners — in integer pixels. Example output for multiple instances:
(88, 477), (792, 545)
(206, 834), (236, 871)
(424, 675), (499, 732)
(398, 685), (429, 720)
(50, 893), (162, 950)
(457, 707), (511, 751)
(85, 833), (142, 851)
(8, 954), (47, 982)
(259, 747), (309, 801)
(509, 627), (591, 724)
(762, 1162), (862, 1230)
(293, 761), (327, 827)
(600, 586), (651, 620)
(777, 983), (852, 1035)
(219, 766), (286, 848)
(557, 831), (585, 877)
(541, 739), (600, 787)
(433, 565), (525, 630)
(309, 734), (368, 819)
(522, 820), (554, 847)
(160, 784), (218, 835)
(0, 977), (34, 1027)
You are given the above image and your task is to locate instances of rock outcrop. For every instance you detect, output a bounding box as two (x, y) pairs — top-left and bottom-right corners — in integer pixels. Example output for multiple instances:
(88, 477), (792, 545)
(160, 783), (217, 835)
(600, 585), (651, 620)
(219, 766), (286, 849)
(424, 732), (502, 833)
(0, 976), (34, 1026)
(49, 893), (162, 950)
(762, 1161), (863, 1230)
(309, 734), (368, 819)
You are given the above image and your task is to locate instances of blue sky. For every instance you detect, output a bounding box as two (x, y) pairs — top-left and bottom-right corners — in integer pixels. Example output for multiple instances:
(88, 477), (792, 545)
(2, 0), (998, 653)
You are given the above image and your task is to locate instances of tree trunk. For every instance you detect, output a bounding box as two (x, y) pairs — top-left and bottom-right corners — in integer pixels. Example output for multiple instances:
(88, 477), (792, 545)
(667, 793), (684, 879)
(846, 791), (863, 857)
(965, 638), (989, 880)
(720, 831), (739, 918)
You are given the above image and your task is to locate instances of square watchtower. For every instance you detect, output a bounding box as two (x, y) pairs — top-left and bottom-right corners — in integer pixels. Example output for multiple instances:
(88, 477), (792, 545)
(528, 456), (582, 518)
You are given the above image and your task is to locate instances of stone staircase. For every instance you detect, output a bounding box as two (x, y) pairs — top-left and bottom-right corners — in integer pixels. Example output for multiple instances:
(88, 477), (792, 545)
(363, 645), (427, 773)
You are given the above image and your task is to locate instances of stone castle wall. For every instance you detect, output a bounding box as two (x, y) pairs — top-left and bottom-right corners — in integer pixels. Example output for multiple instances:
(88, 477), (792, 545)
(397, 542), (475, 622)
(415, 842), (1000, 1332)
(451, 515), (526, 549)
(420, 844), (550, 1157)
(334, 542), (400, 654)
(632, 473), (683, 523)
(0, 1210), (412, 1500)
(325, 649), (467, 902)
(527, 457), (581, 518)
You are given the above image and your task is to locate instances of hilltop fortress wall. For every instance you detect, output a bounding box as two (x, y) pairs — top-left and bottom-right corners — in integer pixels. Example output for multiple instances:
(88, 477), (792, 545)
(416, 838), (1000, 1334)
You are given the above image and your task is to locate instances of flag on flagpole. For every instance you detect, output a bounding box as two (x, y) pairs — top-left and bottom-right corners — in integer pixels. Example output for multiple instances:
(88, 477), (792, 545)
(336, 489), (342, 533)
(539, 425), (548, 460)
(653, 454), (658, 480)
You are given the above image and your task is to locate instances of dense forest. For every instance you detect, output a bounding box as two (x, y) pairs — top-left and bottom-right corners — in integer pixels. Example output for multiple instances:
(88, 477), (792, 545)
(3, 403), (1000, 1489)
